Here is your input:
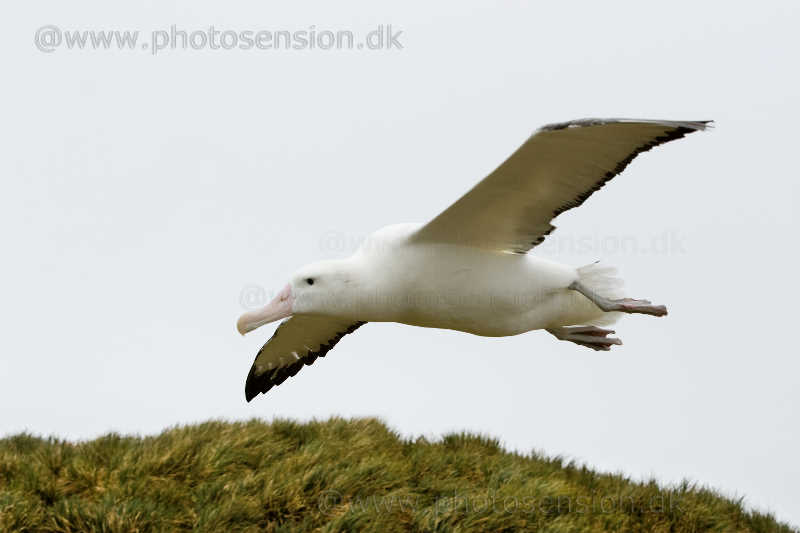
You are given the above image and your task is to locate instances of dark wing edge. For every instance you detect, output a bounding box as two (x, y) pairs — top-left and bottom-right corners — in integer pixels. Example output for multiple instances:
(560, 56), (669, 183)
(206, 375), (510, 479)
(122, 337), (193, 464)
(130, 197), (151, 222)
(244, 320), (366, 402)
(538, 117), (714, 132)
(524, 118), (714, 252)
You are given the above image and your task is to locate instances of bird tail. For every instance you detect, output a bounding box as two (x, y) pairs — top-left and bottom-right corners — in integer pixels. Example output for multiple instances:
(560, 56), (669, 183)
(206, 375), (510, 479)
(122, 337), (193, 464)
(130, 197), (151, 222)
(577, 262), (625, 326)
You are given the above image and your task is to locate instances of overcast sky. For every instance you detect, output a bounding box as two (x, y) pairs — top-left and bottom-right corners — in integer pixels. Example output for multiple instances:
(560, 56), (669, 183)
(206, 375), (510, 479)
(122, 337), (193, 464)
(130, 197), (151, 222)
(2, 0), (799, 526)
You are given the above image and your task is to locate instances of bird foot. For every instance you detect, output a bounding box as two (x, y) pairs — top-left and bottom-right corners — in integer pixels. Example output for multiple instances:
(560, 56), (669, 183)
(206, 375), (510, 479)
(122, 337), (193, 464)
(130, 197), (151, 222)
(547, 326), (622, 352)
(611, 298), (668, 317)
(567, 282), (668, 318)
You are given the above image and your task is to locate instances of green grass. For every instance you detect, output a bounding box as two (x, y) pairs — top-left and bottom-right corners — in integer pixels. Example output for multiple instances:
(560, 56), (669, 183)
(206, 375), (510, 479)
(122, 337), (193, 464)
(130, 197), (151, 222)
(0, 418), (795, 533)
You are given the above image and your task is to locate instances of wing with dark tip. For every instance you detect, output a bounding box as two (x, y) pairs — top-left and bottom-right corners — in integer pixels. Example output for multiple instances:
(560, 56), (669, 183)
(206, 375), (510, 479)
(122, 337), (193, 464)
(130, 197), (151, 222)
(245, 316), (365, 402)
(411, 118), (712, 254)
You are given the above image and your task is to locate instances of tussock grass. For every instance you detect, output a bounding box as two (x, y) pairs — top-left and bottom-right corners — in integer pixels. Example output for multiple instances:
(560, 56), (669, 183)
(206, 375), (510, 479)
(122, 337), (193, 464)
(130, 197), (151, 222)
(0, 417), (794, 532)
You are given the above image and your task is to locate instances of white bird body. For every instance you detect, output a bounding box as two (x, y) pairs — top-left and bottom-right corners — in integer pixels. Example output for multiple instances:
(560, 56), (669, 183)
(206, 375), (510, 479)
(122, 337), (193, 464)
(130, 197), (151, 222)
(325, 223), (606, 336)
(237, 118), (711, 401)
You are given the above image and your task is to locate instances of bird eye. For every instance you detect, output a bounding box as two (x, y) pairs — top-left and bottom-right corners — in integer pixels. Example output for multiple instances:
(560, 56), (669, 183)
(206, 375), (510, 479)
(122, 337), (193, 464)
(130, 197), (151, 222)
(306, 278), (314, 285)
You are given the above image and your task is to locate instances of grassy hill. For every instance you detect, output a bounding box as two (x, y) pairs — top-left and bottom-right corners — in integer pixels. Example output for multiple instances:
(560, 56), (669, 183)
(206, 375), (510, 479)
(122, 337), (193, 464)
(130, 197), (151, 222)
(0, 418), (795, 533)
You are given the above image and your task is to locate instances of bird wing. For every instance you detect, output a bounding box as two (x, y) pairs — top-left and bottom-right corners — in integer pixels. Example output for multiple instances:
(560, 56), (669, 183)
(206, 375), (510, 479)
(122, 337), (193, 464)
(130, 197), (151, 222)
(245, 316), (366, 402)
(411, 118), (711, 254)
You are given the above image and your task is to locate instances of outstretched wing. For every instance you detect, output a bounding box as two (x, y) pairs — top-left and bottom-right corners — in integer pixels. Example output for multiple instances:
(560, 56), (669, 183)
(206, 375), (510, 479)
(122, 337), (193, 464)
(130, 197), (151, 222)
(245, 316), (365, 402)
(411, 118), (711, 254)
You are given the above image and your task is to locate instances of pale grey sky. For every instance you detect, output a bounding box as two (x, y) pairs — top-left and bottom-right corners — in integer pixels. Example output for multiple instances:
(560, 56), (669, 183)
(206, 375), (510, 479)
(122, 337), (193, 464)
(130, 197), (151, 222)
(2, 0), (799, 526)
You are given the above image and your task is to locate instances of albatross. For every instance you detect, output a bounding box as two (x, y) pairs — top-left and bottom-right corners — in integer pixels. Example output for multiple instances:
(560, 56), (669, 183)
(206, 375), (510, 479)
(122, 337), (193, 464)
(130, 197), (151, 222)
(237, 118), (711, 402)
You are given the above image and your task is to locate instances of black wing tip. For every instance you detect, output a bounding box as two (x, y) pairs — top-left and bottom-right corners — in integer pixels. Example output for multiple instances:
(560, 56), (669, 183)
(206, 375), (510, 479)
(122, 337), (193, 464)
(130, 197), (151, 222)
(539, 118), (714, 133)
(245, 357), (306, 402)
(244, 364), (267, 402)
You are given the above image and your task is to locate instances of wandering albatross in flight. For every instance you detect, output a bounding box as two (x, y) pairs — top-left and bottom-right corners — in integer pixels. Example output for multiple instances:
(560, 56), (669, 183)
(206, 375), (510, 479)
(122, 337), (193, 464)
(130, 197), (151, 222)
(237, 118), (711, 402)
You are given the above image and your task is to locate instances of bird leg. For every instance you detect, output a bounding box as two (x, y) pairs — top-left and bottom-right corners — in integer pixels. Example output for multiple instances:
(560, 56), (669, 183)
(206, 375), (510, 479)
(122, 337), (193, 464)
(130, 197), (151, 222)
(547, 326), (622, 351)
(568, 281), (668, 317)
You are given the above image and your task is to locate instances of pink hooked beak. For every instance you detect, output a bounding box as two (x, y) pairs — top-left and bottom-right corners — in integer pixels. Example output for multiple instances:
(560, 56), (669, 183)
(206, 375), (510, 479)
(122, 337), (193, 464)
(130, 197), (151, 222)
(237, 284), (293, 335)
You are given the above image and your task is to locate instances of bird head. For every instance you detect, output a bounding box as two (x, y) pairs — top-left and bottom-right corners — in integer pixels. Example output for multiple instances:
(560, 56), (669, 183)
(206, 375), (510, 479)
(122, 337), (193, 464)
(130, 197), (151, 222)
(236, 259), (358, 335)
